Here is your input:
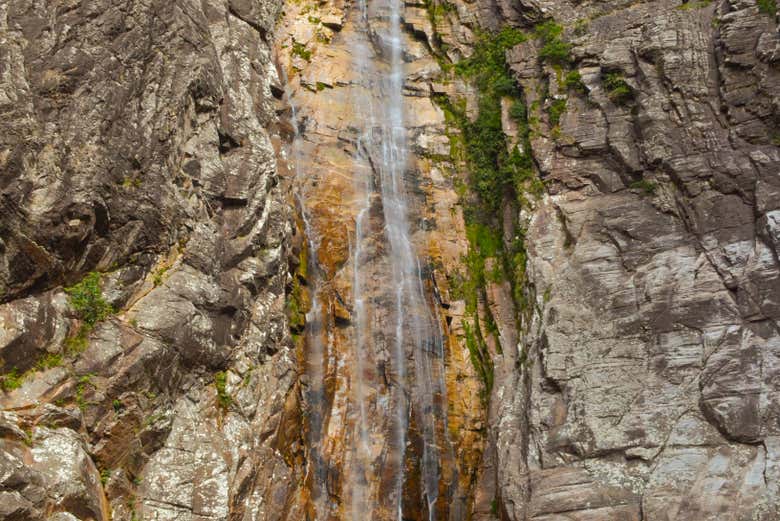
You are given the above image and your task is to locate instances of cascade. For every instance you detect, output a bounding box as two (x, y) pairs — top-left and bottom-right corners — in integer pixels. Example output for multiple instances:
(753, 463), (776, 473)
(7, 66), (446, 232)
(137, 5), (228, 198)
(280, 0), (459, 516)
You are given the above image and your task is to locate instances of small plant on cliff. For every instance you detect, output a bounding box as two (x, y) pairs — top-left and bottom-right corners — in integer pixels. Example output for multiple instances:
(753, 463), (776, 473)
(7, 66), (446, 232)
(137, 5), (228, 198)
(152, 266), (169, 287)
(630, 179), (658, 195)
(291, 41), (312, 62)
(536, 21), (572, 66)
(214, 371), (232, 410)
(758, 0), (776, 15)
(563, 70), (586, 93)
(65, 272), (113, 326)
(75, 374), (95, 411)
(1, 368), (23, 392)
(34, 352), (63, 371)
(547, 98), (567, 127)
(64, 272), (113, 356)
(603, 72), (634, 105)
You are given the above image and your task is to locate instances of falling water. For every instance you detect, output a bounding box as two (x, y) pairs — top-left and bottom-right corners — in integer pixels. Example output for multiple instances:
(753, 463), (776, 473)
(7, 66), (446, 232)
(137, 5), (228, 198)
(286, 0), (450, 515)
(352, 0), (445, 516)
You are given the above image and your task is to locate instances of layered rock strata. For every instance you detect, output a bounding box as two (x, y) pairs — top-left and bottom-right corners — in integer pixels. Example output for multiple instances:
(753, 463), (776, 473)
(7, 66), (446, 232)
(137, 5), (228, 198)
(0, 0), (300, 519)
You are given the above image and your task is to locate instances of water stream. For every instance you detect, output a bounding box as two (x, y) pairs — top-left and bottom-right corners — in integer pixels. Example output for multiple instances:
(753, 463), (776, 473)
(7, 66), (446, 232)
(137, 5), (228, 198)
(352, 0), (445, 516)
(285, 0), (451, 516)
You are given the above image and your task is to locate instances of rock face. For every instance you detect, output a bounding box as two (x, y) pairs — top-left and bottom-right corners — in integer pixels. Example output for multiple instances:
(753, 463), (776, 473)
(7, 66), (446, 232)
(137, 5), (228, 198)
(2, 0), (780, 519)
(0, 0), (299, 519)
(498, 1), (780, 520)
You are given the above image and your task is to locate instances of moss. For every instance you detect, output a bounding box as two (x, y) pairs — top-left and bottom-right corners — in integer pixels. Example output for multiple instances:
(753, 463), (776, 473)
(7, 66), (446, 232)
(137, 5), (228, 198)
(463, 321), (494, 397)
(535, 21), (572, 66)
(75, 375), (95, 411)
(35, 353), (62, 371)
(563, 70), (586, 93)
(214, 371), (232, 410)
(1, 368), (23, 392)
(291, 41), (312, 62)
(603, 72), (634, 104)
(547, 98), (567, 127)
(629, 179), (658, 194)
(65, 272), (113, 327)
(758, 0), (776, 15)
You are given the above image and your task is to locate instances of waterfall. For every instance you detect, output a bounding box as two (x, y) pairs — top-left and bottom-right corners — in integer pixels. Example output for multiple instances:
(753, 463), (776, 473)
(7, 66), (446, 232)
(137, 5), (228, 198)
(284, 0), (450, 516)
(352, 0), (444, 516)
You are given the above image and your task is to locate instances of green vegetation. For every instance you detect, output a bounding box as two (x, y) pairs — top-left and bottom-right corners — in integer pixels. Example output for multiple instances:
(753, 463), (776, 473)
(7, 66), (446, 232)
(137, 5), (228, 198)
(563, 70), (586, 93)
(63, 271), (113, 356)
(35, 352), (63, 371)
(113, 399), (123, 412)
(287, 239), (309, 338)
(64, 328), (90, 355)
(65, 272), (113, 326)
(603, 72), (634, 104)
(758, 0), (776, 15)
(214, 371), (232, 410)
(430, 24), (550, 392)
(509, 100), (526, 122)
(463, 321), (494, 397)
(630, 179), (658, 194)
(152, 266), (169, 287)
(1, 350), (65, 393)
(122, 176), (142, 189)
(1, 368), (23, 392)
(291, 41), (312, 62)
(450, 26), (535, 212)
(536, 21), (572, 66)
(573, 18), (590, 36)
(547, 98), (567, 127)
(75, 374), (95, 411)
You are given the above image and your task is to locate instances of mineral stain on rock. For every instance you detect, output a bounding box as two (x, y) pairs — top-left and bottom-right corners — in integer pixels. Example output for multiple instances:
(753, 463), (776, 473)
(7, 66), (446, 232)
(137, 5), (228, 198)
(1, 0), (780, 519)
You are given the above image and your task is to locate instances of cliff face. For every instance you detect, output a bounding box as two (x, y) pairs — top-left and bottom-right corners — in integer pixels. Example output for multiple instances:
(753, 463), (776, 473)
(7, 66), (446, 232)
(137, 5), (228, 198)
(499, 2), (780, 520)
(1, 0), (779, 519)
(0, 0), (300, 519)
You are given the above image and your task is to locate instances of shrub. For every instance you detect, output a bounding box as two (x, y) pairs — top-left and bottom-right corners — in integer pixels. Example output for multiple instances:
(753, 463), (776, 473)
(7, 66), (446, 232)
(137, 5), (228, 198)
(535, 21), (572, 66)
(564, 70), (586, 93)
(630, 179), (657, 194)
(65, 272), (113, 326)
(1, 368), (23, 392)
(758, 0), (776, 15)
(603, 72), (634, 104)
(509, 100), (526, 122)
(548, 98), (567, 127)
